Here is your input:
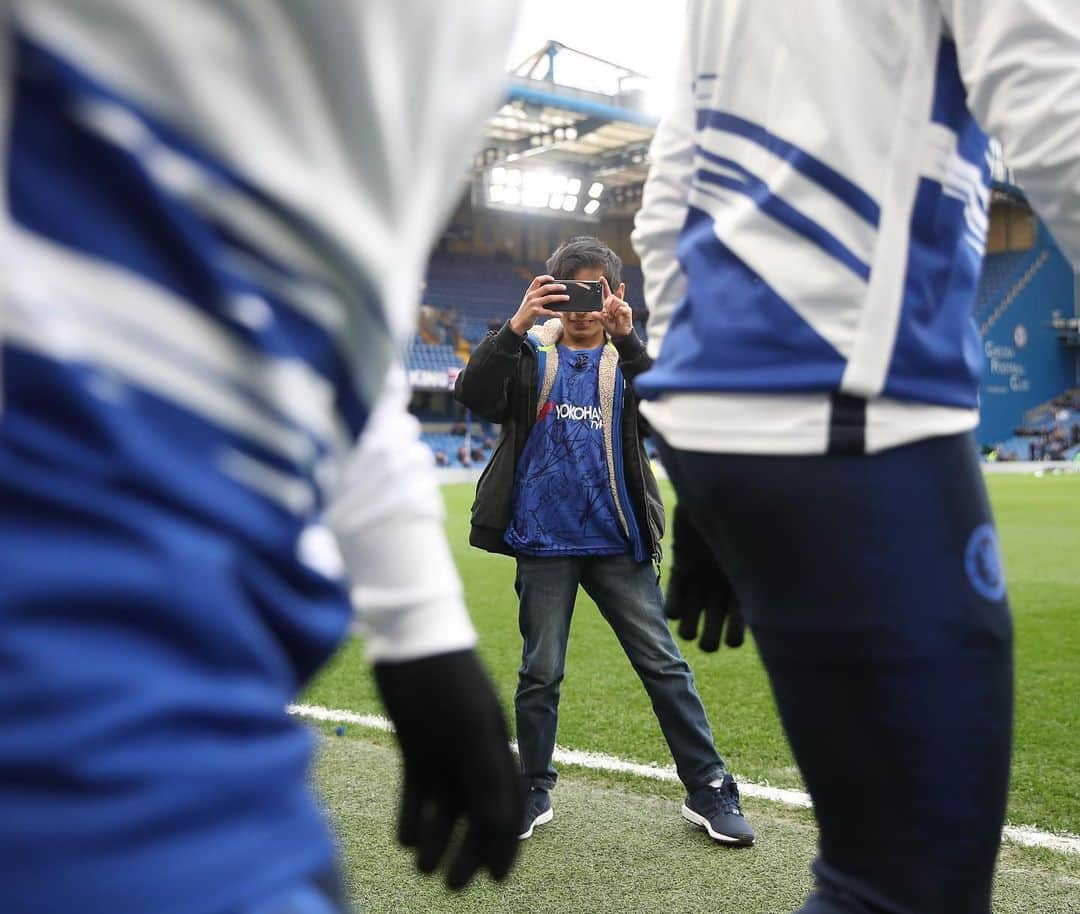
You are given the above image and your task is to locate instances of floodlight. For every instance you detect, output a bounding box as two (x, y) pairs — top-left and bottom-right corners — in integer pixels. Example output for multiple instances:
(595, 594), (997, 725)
(562, 195), (578, 212)
(522, 188), (549, 208)
(566, 178), (582, 195)
(504, 186), (521, 205)
(491, 166), (507, 185)
(489, 185), (506, 203)
(550, 174), (569, 194)
(523, 170), (549, 190)
(584, 199), (601, 215)
(507, 169), (522, 186)
(588, 182), (604, 199)
(548, 194), (565, 210)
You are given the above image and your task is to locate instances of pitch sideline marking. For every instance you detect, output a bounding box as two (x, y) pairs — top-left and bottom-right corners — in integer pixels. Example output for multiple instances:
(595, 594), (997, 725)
(289, 703), (1080, 856)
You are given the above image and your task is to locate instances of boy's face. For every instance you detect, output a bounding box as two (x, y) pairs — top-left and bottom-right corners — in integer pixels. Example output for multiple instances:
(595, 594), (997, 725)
(558, 264), (607, 348)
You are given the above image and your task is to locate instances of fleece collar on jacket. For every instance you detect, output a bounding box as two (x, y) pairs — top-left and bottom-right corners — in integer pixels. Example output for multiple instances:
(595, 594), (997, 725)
(525, 319), (632, 543)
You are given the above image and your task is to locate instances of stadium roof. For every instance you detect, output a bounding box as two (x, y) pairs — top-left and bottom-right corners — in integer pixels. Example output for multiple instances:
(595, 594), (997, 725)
(474, 42), (658, 217)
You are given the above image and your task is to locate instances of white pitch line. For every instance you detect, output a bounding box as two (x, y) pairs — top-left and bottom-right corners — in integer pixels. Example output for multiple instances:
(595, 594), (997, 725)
(287, 703), (394, 733)
(289, 703), (1080, 856)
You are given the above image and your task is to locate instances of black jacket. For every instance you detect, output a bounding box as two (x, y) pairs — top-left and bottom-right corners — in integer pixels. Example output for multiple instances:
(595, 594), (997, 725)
(453, 319), (664, 561)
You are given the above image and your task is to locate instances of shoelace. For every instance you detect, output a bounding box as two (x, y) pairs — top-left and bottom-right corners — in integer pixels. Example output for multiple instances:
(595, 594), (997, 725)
(706, 778), (743, 817)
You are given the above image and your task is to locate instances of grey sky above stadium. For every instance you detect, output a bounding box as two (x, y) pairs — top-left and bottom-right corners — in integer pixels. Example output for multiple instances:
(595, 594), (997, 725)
(508, 0), (686, 114)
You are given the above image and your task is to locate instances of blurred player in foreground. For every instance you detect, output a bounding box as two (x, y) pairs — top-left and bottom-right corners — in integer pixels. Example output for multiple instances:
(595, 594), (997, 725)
(0, 2), (524, 912)
(633, 2), (1080, 912)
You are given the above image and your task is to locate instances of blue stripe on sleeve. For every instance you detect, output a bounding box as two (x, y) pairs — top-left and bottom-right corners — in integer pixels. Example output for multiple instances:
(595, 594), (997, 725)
(693, 148), (871, 282)
(9, 35), (369, 439)
(696, 109), (881, 228)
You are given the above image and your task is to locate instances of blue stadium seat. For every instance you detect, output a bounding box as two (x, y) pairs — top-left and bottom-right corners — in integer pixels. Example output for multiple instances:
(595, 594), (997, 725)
(974, 250), (1037, 323)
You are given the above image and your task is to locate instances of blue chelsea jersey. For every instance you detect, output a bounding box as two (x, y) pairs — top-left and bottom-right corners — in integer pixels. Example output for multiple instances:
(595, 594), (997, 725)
(505, 344), (635, 556)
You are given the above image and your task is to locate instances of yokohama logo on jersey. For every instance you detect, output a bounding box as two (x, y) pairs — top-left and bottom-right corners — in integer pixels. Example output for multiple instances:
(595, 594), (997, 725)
(540, 401), (602, 429)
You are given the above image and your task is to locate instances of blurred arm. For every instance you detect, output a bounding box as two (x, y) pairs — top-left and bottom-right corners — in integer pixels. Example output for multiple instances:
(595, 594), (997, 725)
(324, 365), (476, 663)
(940, 0), (1080, 266)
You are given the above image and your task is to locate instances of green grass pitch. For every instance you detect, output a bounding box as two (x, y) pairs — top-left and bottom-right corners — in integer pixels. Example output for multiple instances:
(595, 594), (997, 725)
(304, 473), (1080, 912)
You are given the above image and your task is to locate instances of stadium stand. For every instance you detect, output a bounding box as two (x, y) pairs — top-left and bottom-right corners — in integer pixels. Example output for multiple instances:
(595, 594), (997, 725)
(404, 337), (464, 373)
(990, 390), (1080, 461)
(422, 253), (649, 343)
(974, 249), (1035, 324)
(423, 254), (528, 342)
(420, 431), (495, 468)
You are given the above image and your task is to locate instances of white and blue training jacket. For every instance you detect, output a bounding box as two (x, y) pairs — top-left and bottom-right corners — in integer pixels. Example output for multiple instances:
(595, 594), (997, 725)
(633, 0), (1080, 455)
(0, 3), (516, 913)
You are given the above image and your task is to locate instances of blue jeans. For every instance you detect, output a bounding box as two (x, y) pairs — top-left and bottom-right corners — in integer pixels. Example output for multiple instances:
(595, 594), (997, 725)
(514, 552), (725, 793)
(658, 433), (1012, 914)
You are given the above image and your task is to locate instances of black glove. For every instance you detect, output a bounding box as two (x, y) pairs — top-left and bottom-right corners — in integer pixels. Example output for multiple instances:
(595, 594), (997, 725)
(665, 503), (746, 652)
(374, 649), (524, 890)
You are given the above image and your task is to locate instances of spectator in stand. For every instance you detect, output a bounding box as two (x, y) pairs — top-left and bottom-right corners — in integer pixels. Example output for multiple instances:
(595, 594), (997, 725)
(418, 303), (444, 345)
(438, 306), (461, 346)
(454, 327), (472, 363)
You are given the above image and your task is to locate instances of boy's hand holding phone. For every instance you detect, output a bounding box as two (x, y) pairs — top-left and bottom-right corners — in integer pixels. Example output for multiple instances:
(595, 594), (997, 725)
(508, 275), (569, 336)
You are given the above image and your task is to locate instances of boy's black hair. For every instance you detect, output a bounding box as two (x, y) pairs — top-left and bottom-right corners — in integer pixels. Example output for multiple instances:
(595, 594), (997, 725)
(545, 236), (622, 288)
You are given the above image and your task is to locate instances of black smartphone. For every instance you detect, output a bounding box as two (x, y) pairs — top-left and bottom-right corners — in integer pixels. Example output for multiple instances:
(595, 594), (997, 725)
(549, 279), (603, 313)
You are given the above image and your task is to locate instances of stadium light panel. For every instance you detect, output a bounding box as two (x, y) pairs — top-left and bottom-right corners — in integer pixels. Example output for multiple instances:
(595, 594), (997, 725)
(588, 182), (604, 199)
(565, 127), (578, 141)
(479, 165), (598, 220)
(523, 169), (549, 190)
(522, 188), (549, 208)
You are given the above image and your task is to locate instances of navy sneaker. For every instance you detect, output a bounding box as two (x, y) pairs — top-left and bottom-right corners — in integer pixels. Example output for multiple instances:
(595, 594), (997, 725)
(682, 774), (755, 846)
(518, 788), (553, 840)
